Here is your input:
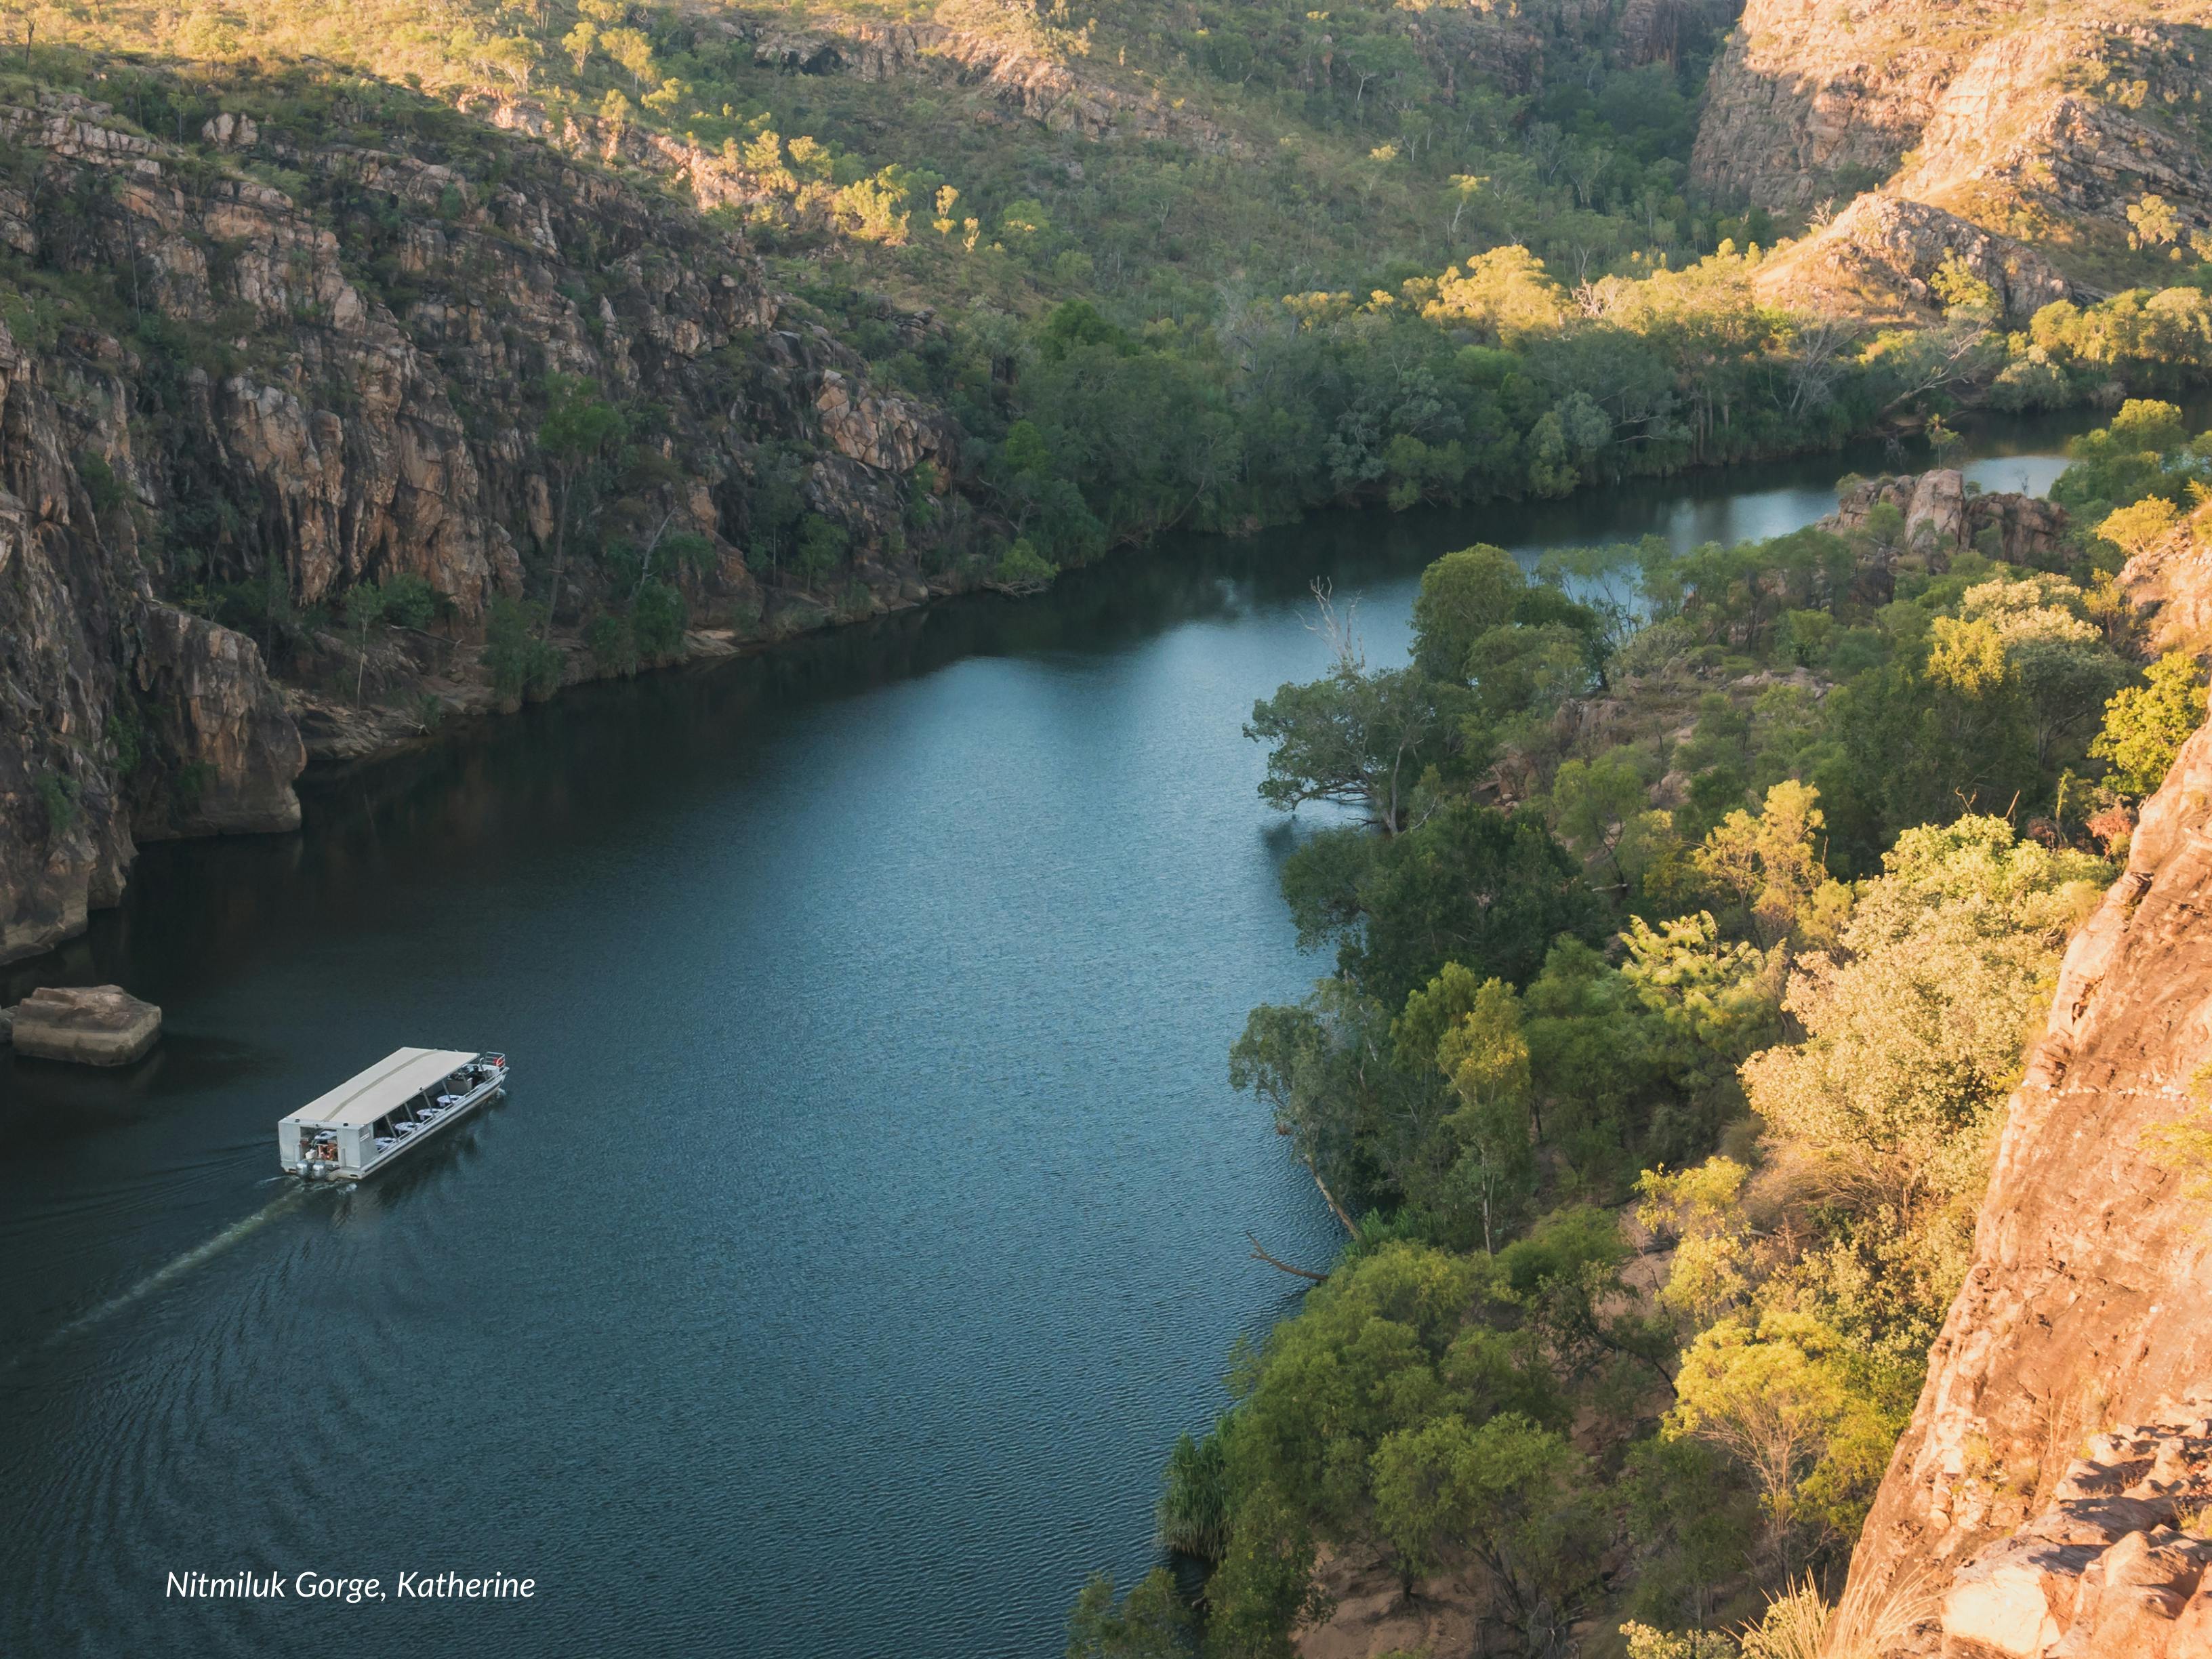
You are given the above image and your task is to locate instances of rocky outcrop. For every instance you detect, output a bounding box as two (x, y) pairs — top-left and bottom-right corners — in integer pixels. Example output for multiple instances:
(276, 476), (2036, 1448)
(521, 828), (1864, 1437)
(0, 86), (985, 964)
(1696, 1), (2212, 298)
(1841, 678), (2212, 1631)
(2121, 512), (2212, 656)
(1692, 0), (1961, 209)
(705, 7), (1244, 150)
(1890, 18), (2212, 234)
(9, 985), (161, 1065)
(128, 608), (306, 840)
(1755, 195), (2072, 322)
(1822, 468), (2071, 602)
(1924, 1393), (2212, 1658)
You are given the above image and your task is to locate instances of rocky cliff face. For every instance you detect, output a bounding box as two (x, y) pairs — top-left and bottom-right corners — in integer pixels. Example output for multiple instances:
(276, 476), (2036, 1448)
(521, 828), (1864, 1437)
(1693, 0), (1959, 209)
(1931, 1391), (2212, 1658)
(0, 301), (304, 963)
(0, 85), (978, 964)
(1696, 2), (2212, 213)
(1842, 670), (2212, 1647)
(2122, 509), (2212, 657)
(1697, 0), (2212, 306)
(1751, 194), (2070, 323)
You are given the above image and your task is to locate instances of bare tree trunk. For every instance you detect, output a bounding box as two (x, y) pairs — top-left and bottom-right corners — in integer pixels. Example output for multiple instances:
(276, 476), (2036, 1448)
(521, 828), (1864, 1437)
(1247, 1233), (1328, 1282)
(546, 471), (573, 634)
(1312, 1166), (1355, 1235)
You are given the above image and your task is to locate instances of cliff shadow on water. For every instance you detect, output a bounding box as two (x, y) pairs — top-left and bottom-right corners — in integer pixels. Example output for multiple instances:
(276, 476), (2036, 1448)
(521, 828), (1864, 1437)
(4, 401), (2112, 1015)
(0, 405), (2125, 1659)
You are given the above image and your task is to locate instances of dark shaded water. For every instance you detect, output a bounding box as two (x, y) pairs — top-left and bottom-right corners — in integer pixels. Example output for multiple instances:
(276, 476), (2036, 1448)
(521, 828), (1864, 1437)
(0, 417), (2087, 1658)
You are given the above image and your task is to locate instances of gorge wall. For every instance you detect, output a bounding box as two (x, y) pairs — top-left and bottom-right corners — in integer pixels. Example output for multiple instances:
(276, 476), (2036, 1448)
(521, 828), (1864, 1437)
(1696, 0), (2212, 316)
(0, 85), (977, 965)
(1841, 656), (2212, 1650)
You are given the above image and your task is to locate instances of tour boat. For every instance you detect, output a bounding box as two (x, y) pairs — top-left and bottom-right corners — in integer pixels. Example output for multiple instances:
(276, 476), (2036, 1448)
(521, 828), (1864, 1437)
(278, 1048), (508, 1181)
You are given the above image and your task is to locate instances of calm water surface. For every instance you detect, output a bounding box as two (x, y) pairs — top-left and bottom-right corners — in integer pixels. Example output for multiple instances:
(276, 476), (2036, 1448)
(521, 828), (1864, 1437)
(0, 419), (2086, 1658)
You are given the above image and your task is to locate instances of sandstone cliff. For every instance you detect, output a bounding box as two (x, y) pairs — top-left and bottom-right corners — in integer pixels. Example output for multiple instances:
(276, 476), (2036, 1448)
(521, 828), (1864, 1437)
(1841, 658), (2212, 1645)
(0, 84), (979, 964)
(2123, 509), (2212, 656)
(1751, 194), (2071, 323)
(1698, 0), (2212, 310)
(1930, 1391), (2212, 1658)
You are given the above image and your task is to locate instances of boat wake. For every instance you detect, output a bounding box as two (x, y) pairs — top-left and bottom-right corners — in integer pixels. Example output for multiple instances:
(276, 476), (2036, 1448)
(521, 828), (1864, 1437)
(24, 1185), (315, 1359)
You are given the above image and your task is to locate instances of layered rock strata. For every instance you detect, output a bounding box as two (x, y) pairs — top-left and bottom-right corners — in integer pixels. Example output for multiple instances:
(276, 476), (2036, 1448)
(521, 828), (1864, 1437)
(1752, 196), (2071, 323)
(1930, 1393), (2212, 1658)
(0, 87), (972, 964)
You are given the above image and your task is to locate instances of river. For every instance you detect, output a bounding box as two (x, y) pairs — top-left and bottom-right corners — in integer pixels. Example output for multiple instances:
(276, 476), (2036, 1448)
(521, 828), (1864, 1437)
(0, 422), (2087, 1657)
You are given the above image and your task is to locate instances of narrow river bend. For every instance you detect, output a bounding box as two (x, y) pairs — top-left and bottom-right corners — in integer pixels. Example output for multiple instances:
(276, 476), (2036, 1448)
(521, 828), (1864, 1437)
(0, 426), (2079, 1658)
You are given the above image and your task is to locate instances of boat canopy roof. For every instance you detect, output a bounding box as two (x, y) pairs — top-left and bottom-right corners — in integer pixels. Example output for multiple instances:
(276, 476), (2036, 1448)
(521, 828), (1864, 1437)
(284, 1048), (479, 1128)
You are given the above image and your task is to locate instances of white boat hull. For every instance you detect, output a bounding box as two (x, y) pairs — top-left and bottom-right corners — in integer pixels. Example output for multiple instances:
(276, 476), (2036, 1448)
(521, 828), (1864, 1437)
(285, 1054), (509, 1181)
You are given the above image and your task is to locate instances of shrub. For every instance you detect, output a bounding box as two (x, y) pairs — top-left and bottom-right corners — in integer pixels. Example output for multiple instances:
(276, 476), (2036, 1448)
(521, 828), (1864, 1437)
(586, 611), (636, 674)
(793, 514), (848, 586)
(376, 573), (439, 630)
(993, 537), (1057, 589)
(632, 578), (687, 661)
(1156, 1426), (1231, 1561)
(482, 597), (562, 700)
(2092, 650), (2207, 796)
(37, 771), (79, 838)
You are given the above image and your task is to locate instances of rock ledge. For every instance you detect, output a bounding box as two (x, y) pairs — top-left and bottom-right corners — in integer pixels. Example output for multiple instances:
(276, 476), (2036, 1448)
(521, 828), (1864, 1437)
(1933, 1391), (2212, 1658)
(9, 985), (162, 1065)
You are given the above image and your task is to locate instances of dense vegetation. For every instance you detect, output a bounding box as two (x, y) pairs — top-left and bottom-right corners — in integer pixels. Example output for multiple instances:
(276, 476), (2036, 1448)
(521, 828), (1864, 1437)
(12, 1), (2212, 1650)
(1066, 405), (2212, 1657)
(16, 0), (2212, 644)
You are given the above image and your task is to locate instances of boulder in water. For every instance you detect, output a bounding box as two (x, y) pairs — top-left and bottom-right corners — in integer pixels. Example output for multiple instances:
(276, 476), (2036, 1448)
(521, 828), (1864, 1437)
(9, 985), (161, 1065)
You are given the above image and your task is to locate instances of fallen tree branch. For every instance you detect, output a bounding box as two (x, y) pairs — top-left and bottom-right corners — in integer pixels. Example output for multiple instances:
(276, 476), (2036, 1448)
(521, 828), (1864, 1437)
(1312, 1167), (1357, 1236)
(1247, 1231), (1329, 1282)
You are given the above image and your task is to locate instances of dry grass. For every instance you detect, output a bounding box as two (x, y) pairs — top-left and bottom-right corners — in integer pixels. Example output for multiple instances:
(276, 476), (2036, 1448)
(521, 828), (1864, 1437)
(1737, 1565), (1940, 1659)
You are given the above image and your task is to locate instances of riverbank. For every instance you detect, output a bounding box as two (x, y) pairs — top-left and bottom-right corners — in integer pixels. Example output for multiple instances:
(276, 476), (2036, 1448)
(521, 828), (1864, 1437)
(0, 417), (2119, 1658)
(0, 398), (2118, 976)
(282, 399), (2108, 779)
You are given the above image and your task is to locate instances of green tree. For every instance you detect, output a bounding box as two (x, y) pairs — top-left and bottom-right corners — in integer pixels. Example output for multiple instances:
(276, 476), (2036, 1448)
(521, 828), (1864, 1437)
(537, 374), (627, 626)
(1395, 967), (1538, 1248)
(794, 514), (848, 588)
(632, 577), (687, 662)
(1619, 911), (1780, 1097)
(1204, 1483), (1330, 1659)
(2099, 495), (2180, 558)
(1742, 816), (2108, 1336)
(2128, 191), (2183, 251)
(1371, 1412), (1599, 1652)
(1286, 802), (1603, 1010)
(1231, 979), (1405, 1224)
(483, 596), (562, 701)
(1548, 751), (1648, 888)
(1666, 1311), (1898, 1558)
(1692, 781), (1850, 949)
(1410, 544), (1525, 681)
(1065, 1570), (1193, 1659)
(1248, 594), (1454, 834)
(1622, 1435), (1759, 1633)
(2092, 650), (2207, 796)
